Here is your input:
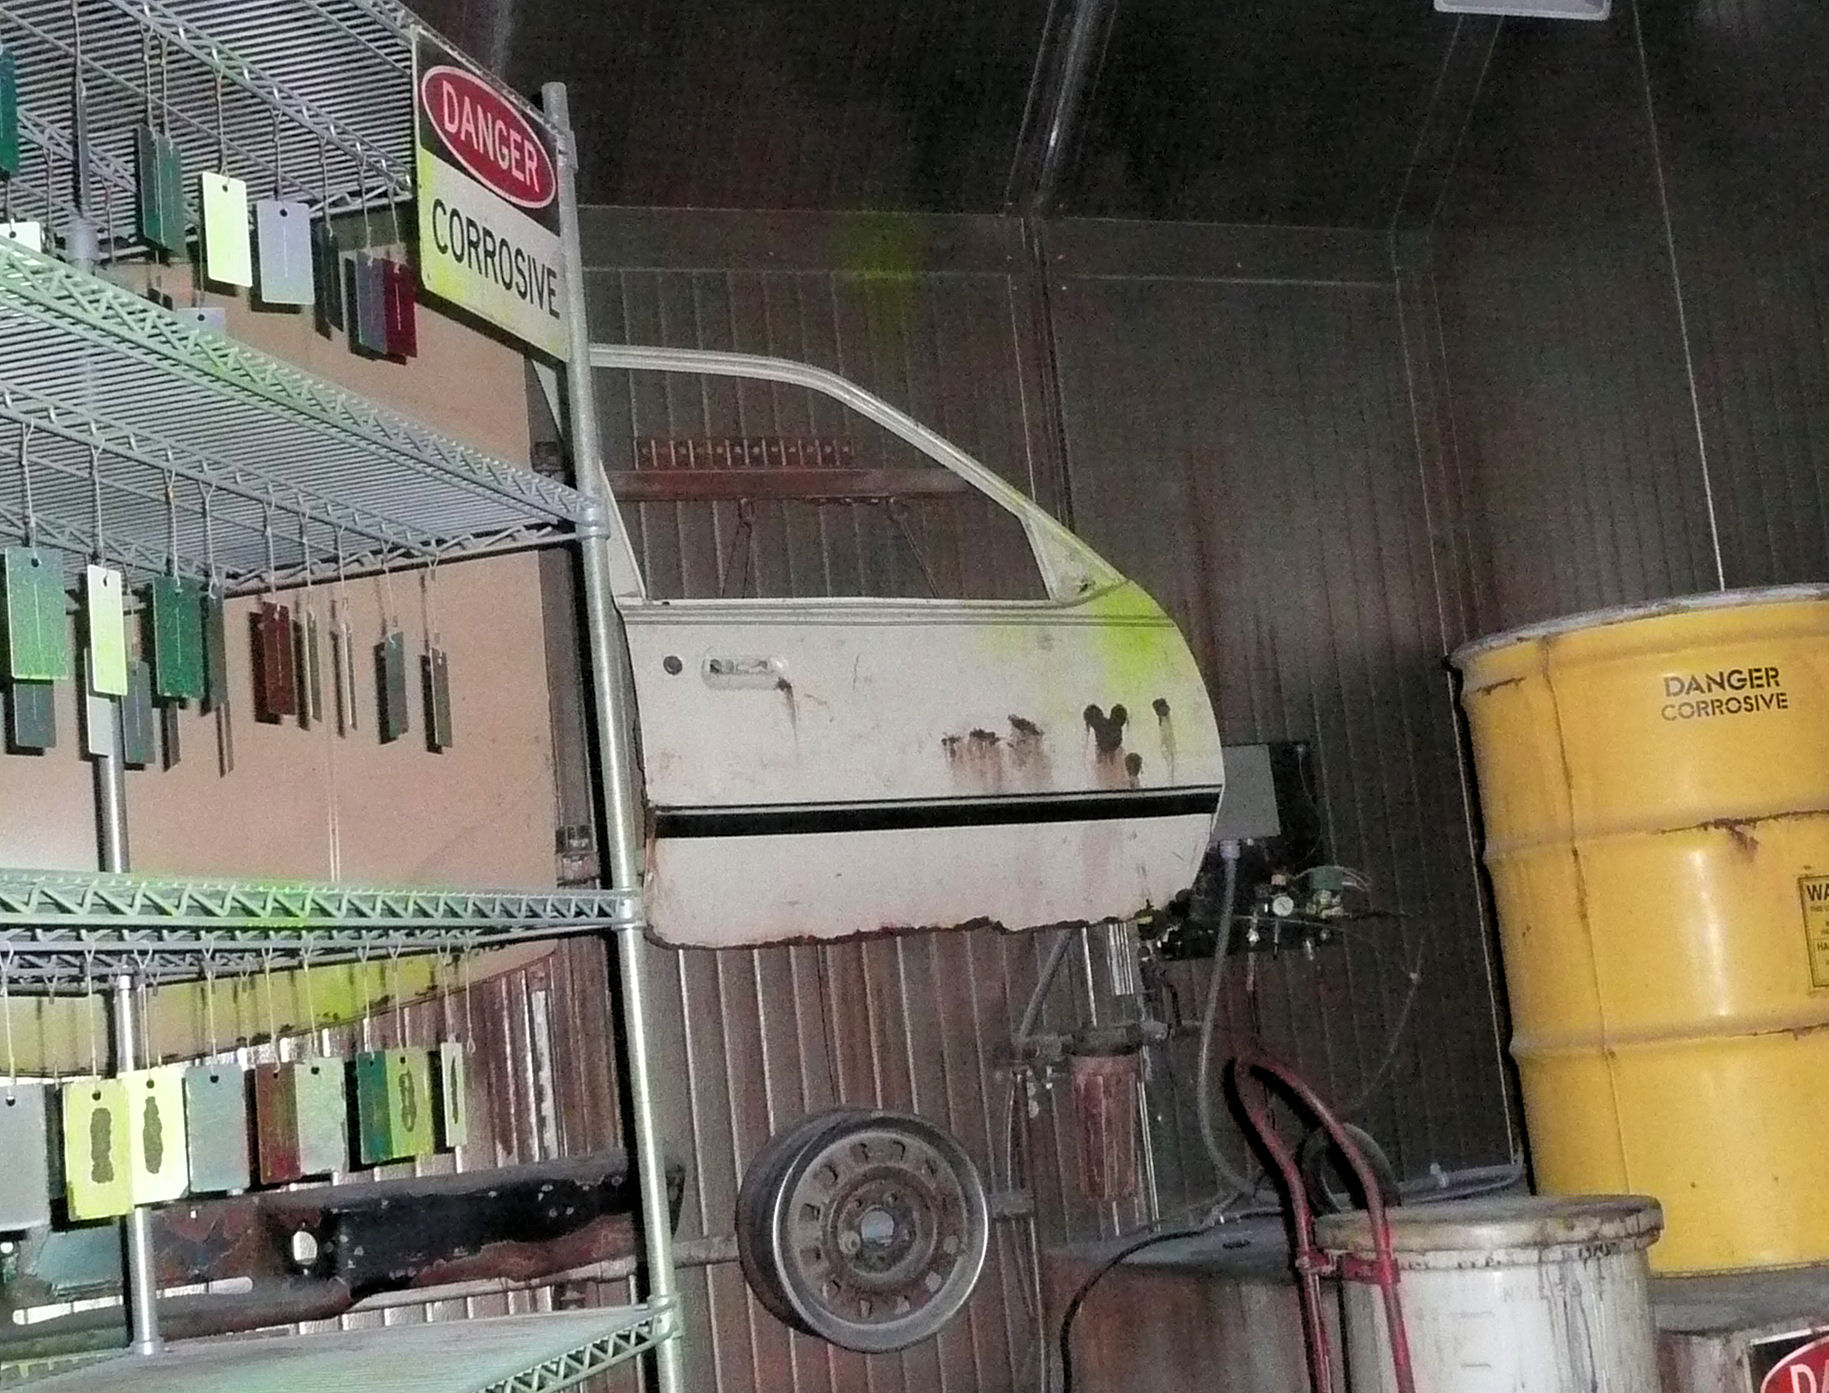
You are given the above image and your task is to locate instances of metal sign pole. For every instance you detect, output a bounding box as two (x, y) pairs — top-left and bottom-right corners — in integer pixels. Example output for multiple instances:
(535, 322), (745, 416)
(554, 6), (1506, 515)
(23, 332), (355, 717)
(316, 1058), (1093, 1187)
(541, 80), (684, 1393)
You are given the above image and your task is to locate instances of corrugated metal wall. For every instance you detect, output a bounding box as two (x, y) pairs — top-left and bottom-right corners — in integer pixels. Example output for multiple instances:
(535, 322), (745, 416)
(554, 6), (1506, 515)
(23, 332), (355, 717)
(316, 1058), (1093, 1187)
(570, 205), (1520, 1393)
(1414, 0), (1829, 631)
(1043, 219), (1511, 1186)
(574, 209), (1117, 1393)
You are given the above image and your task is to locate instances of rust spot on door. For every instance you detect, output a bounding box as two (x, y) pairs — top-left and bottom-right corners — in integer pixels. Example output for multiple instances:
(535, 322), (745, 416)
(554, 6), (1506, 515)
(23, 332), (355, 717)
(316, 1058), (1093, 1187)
(1084, 704), (1128, 754)
(1152, 698), (1176, 783)
(1085, 704), (1132, 788)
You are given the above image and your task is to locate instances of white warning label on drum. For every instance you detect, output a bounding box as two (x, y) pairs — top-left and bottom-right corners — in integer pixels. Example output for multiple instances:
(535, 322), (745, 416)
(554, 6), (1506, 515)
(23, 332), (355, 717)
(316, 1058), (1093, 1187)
(1800, 874), (1829, 990)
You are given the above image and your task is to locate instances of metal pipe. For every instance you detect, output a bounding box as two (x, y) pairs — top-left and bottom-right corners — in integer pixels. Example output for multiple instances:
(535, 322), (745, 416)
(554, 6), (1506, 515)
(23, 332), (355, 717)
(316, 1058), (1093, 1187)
(543, 79), (684, 1393)
(109, 974), (160, 1357)
(94, 702), (157, 1356)
(1015, 927), (1075, 1048)
(1027, 0), (1113, 214)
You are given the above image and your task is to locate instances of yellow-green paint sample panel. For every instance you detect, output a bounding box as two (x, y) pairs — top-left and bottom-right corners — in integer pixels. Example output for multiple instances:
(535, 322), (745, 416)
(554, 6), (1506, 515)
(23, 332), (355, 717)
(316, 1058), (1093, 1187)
(200, 172), (252, 287)
(85, 565), (127, 696)
(123, 1064), (188, 1203)
(63, 1077), (133, 1219)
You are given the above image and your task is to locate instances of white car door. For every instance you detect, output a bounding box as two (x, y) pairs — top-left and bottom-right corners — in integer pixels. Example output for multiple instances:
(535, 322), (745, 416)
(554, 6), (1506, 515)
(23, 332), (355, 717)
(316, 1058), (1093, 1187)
(592, 345), (1224, 948)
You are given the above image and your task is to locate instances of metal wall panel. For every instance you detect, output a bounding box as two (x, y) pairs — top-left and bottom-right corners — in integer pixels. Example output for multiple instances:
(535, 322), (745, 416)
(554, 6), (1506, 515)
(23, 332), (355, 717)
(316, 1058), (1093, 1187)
(1637, 0), (1829, 591)
(508, 0), (1051, 212)
(1420, 16), (1724, 638)
(570, 206), (1520, 1393)
(1045, 219), (1513, 1198)
(574, 208), (1086, 1393)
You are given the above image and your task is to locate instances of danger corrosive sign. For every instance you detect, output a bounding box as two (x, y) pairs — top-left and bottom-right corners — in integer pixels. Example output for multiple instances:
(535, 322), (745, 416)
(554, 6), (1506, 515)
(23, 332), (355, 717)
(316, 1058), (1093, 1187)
(413, 34), (569, 360)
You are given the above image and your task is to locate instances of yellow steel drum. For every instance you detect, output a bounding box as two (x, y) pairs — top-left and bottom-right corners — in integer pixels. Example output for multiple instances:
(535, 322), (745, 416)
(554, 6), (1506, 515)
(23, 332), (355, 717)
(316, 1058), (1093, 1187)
(1454, 585), (1829, 1274)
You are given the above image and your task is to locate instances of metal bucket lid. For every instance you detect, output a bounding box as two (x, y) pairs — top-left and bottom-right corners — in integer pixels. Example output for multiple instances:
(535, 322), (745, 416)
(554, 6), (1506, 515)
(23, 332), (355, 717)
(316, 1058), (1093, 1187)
(1315, 1195), (1663, 1257)
(1449, 584), (1829, 668)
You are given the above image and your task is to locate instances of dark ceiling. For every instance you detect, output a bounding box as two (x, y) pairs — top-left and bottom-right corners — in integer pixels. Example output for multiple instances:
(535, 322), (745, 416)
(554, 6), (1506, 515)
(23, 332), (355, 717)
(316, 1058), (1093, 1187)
(413, 0), (1466, 226)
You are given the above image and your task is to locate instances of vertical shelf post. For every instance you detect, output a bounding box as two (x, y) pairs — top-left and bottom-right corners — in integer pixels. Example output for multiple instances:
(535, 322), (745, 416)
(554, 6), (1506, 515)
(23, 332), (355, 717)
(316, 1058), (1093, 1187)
(93, 699), (161, 1356)
(543, 80), (685, 1393)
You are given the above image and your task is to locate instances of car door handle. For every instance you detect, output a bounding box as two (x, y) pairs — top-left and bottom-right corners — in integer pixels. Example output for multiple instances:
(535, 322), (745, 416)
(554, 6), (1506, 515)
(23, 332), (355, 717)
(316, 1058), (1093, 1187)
(702, 656), (788, 689)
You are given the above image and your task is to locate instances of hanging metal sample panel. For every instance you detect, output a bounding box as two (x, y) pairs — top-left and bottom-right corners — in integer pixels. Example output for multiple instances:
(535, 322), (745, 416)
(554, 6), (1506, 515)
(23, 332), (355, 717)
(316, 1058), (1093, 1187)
(0, 1083), (54, 1230)
(423, 645), (451, 750)
(85, 565), (127, 697)
(202, 590), (229, 710)
(182, 1063), (251, 1194)
(311, 219), (343, 334)
(354, 1050), (431, 1162)
(381, 258), (417, 357)
(203, 588), (232, 772)
(293, 1057), (348, 1175)
(8, 680), (54, 751)
(298, 608), (323, 726)
(200, 173), (252, 288)
(436, 1041), (466, 1149)
(4, 547), (67, 680)
(123, 1064), (188, 1203)
(253, 1062), (302, 1184)
(353, 1049), (392, 1164)
(63, 1076), (133, 1220)
(254, 200), (313, 305)
(134, 127), (186, 255)
(385, 1049), (433, 1159)
(149, 576), (204, 701)
(0, 48), (18, 179)
(253, 601), (297, 720)
(349, 251), (388, 355)
(332, 602), (356, 734)
(121, 660), (155, 766)
(376, 630), (408, 742)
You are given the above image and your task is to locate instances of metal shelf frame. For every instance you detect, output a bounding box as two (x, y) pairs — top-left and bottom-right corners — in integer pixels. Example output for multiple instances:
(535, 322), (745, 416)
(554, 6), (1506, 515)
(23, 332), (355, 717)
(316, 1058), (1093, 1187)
(0, 12), (686, 1385)
(0, 236), (590, 589)
(0, 870), (640, 985)
(15, 1303), (674, 1392)
(0, 0), (558, 254)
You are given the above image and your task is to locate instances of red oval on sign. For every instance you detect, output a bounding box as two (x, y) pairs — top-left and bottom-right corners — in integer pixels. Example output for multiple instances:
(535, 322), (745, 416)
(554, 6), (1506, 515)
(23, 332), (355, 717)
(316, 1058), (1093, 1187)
(1764, 1334), (1829, 1393)
(419, 66), (555, 210)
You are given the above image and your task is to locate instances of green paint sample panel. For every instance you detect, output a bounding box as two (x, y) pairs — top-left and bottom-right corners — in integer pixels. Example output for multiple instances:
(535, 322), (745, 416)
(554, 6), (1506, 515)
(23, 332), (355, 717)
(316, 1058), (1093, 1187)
(124, 1065), (188, 1204)
(63, 1077), (132, 1220)
(149, 576), (205, 700)
(182, 1063), (251, 1195)
(4, 547), (68, 681)
(135, 126), (187, 255)
(353, 1050), (393, 1165)
(7, 680), (54, 752)
(0, 50), (19, 180)
(354, 1050), (433, 1163)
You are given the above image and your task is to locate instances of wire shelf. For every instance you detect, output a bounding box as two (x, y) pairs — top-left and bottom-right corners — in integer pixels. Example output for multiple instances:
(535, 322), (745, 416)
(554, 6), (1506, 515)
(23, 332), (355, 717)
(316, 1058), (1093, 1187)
(16, 1304), (671, 1393)
(0, 238), (588, 590)
(0, 869), (640, 986)
(0, 0), (557, 254)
